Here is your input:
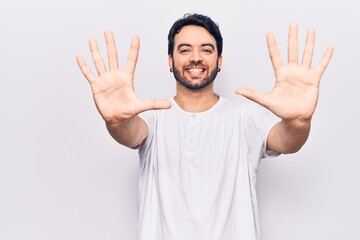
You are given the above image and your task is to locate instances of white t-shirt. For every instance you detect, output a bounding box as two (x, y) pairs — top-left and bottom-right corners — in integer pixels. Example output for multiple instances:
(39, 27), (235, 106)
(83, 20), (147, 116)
(137, 96), (279, 240)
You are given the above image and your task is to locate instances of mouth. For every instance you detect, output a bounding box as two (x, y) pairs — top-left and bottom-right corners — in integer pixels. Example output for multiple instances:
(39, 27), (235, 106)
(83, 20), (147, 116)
(185, 65), (207, 76)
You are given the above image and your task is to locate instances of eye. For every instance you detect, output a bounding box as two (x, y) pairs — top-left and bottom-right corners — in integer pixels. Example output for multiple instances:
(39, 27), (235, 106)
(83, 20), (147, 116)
(179, 48), (190, 54)
(202, 48), (213, 54)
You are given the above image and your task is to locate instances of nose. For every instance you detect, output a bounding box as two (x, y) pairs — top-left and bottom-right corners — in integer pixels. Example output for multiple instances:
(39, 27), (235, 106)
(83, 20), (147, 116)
(189, 50), (203, 62)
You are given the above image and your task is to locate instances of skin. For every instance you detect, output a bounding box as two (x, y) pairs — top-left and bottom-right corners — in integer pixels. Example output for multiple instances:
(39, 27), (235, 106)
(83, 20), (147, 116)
(168, 25), (223, 112)
(76, 32), (171, 147)
(236, 24), (334, 153)
(76, 24), (334, 153)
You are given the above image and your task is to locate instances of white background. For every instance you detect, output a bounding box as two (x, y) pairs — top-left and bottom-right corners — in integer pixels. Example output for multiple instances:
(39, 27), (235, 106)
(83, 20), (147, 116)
(1, 0), (359, 239)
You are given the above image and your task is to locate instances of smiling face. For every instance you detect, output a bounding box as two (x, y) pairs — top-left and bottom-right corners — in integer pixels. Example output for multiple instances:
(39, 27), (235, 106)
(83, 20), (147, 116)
(169, 25), (222, 91)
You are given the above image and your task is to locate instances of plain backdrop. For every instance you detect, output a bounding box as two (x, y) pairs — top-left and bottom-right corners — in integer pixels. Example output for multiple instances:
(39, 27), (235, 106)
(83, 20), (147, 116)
(1, 0), (359, 239)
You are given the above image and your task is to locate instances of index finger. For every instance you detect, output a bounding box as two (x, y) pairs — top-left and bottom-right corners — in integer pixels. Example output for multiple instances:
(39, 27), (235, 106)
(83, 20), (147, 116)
(267, 32), (284, 73)
(124, 35), (140, 75)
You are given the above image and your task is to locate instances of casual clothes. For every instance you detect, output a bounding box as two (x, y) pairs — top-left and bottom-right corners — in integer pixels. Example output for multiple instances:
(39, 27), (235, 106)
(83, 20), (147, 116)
(137, 96), (279, 240)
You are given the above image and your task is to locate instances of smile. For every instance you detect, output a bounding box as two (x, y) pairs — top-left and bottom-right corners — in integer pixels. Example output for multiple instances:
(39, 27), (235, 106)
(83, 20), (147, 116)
(186, 68), (205, 73)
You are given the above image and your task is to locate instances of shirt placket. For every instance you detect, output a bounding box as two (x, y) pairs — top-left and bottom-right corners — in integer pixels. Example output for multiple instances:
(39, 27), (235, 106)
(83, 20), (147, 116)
(185, 114), (200, 153)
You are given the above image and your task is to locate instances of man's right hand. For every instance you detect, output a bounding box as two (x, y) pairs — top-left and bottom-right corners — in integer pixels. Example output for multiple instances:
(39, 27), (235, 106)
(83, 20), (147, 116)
(76, 30), (171, 124)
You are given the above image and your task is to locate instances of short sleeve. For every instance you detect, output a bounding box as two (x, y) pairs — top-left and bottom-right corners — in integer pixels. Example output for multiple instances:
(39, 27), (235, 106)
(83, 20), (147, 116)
(243, 100), (280, 171)
(138, 111), (155, 158)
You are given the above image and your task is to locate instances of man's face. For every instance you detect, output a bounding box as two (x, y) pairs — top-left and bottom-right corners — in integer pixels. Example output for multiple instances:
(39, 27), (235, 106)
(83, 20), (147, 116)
(169, 25), (222, 90)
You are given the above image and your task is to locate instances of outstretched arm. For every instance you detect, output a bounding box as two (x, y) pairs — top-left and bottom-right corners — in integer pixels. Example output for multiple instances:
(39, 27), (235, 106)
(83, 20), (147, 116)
(236, 24), (334, 154)
(76, 30), (171, 148)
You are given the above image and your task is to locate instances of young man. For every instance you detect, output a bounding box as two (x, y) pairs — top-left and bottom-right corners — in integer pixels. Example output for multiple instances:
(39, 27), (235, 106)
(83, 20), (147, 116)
(76, 13), (333, 240)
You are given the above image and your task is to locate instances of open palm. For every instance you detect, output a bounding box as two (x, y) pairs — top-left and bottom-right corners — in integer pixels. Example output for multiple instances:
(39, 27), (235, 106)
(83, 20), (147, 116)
(76, 31), (170, 123)
(236, 24), (334, 121)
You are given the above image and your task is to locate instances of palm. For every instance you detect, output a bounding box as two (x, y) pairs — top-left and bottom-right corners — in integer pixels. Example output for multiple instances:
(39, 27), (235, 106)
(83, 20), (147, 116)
(91, 71), (139, 121)
(264, 65), (319, 120)
(76, 31), (170, 123)
(236, 24), (334, 121)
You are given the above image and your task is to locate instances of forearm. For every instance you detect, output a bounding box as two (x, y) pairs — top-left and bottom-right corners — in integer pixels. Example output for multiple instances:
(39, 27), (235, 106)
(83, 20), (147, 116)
(267, 118), (311, 154)
(106, 115), (148, 148)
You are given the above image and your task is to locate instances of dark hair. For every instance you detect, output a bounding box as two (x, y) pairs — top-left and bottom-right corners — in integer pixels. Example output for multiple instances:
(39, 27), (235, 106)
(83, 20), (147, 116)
(167, 13), (223, 57)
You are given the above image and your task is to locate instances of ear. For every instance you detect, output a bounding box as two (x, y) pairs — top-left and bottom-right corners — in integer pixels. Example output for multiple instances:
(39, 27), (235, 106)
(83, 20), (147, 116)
(217, 54), (223, 69)
(168, 55), (173, 70)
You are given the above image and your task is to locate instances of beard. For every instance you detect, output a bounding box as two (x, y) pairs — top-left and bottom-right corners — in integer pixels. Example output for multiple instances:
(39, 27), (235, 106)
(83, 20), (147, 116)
(172, 60), (219, 90)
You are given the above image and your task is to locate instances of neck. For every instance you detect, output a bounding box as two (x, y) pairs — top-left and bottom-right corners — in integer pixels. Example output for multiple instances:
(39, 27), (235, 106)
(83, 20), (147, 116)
(174, 82), (219, 112)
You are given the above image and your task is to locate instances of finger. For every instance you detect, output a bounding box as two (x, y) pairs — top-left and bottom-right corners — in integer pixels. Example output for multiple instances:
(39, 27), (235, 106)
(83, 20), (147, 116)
(89, 38), (107, 76)
(125, 35), (140, 75)
(315, 46), (334, 77)
(76, 55), (96, 84)
(136, 99), (171, 113)
(267, 32), (283, 73)
(235, 87), (268, 108)
(104, 30), (119, 71)
(302, 28), (315, 68)
(288, 23), (298, 65)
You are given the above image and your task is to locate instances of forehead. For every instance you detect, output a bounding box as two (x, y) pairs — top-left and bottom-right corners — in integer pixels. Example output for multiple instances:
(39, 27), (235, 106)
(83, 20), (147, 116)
(174, 25), (216, 47)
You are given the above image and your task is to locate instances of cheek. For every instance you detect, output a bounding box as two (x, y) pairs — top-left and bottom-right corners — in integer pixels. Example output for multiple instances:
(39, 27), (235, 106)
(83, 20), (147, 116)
(173, 54), (190, 63)
(173, 59), (187, 70)
(209, 60), (219, 70)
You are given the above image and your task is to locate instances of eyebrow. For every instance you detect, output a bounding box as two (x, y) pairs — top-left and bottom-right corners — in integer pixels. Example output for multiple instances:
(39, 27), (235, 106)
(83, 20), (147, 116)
(177, 43), (215, 50)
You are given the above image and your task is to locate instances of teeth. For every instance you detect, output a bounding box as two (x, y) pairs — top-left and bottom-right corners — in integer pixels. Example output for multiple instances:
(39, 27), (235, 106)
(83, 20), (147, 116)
(188, 68), (203, 73)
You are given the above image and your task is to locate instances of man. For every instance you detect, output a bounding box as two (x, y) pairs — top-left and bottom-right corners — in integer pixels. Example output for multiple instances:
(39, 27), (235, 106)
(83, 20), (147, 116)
(76, 13), (333, 240)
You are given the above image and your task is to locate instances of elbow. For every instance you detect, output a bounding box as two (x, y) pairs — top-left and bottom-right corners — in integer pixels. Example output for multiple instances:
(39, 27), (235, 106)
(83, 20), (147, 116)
(280, 145), (303, 154)
(274, 139), (307, 154)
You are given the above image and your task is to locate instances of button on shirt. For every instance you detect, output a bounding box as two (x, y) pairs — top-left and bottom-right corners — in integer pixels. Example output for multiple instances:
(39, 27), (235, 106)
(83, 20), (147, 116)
(138, 96), (279, 240)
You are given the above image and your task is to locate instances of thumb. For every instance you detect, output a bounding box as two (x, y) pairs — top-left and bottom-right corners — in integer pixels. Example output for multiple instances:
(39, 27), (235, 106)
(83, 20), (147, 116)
(235, 87), (268, 108)
(137, 99), (171, 113)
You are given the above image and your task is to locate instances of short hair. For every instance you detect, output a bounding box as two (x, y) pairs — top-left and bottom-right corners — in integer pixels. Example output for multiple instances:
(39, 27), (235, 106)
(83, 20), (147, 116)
(167, 13), (223, 57)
